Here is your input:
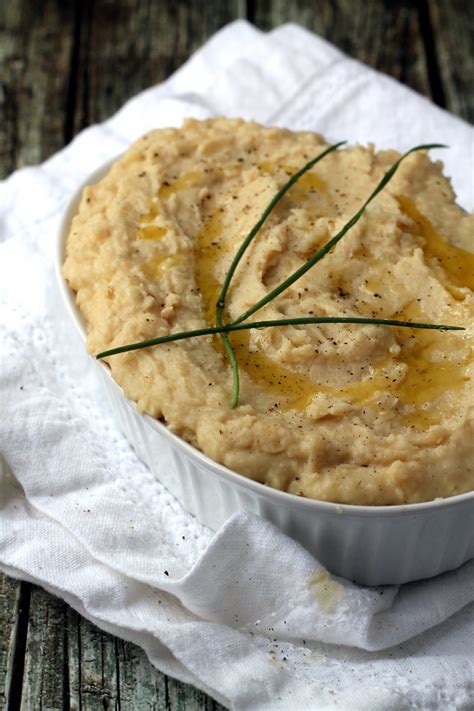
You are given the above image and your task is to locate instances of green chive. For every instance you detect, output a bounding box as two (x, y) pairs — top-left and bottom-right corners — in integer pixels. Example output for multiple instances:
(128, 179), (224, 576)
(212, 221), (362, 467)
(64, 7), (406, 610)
(215, 141), (346, 408)
(96, 316), (463, 360)
(232, 144), (447, 326)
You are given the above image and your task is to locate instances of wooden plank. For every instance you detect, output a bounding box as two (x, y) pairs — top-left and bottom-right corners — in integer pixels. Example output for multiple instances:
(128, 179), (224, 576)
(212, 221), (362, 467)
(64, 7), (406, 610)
(1, 578), (226, 709)
(0, 577), (32, 710)
(165, 673), (224, 711)
(20, 584), (69, 710)
(68, 612), (225, 710)
(114, 635), (167, 709)
(116, 636), (225, 710)
(0, 574), (22, 708)
(427, 0), (474, 122)
(68, 609), (120, 710)
(0, 0), (75, 178)
(251, 0), (433, 101)
(70, 0), (246, 135)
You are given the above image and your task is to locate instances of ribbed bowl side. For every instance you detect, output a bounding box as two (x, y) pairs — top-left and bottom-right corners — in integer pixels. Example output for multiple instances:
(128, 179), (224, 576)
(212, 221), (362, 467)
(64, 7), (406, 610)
(326, 507), (474, 586)
(95, 361), (474, 586)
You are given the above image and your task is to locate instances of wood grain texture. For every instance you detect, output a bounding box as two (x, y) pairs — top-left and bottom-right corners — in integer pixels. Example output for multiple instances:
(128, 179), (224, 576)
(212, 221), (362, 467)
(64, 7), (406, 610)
(115, 636), (219, 710)
(428, 0), (474, 122)
(0, 0), (75, 178)
(0, 576), (22, 708)
(71, 610), (121, 709)
(3, 583), (225, 710)
(21, 585), (68, 710)
(0, 0), (472, 708)
(70, 0), (245, 136)
(251, 0), (433, 100)
(1, 580), (31, 710)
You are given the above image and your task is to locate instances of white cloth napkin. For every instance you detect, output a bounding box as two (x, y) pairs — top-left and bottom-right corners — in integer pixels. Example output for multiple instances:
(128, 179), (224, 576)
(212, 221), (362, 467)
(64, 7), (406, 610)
(1, 20), (473, 711)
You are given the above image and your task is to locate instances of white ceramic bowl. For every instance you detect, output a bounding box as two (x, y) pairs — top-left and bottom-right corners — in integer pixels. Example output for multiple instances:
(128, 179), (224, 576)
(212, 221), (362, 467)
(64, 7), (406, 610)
(56, 161), (474, 586)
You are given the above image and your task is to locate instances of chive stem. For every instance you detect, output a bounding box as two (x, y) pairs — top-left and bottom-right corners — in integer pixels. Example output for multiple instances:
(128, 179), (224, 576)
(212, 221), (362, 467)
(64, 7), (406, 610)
(215, 141), (346, 408)
(216, 308), (240, 408)
(215, 142), (346, 314)
(232, 144), (447, 326)
(96, 316), (463, 360)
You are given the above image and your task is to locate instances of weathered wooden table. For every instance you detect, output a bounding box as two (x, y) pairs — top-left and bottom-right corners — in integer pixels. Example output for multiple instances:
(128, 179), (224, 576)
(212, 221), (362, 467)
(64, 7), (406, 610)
(1, 1), (472, 708)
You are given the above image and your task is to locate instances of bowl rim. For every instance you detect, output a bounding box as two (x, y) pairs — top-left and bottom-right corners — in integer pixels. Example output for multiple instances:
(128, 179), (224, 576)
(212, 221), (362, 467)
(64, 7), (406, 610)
(56, 157), (474, 519)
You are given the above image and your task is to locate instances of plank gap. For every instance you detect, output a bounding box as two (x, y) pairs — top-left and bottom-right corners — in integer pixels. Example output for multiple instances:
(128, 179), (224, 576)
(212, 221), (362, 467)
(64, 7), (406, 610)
(77, 615), (83, 711)
(164, 673), (171, 710)
(6, 582), (31, 710)
(246, 0), (256, 24)
(114, 637), (121, 711)
(63, 606), (71, 711)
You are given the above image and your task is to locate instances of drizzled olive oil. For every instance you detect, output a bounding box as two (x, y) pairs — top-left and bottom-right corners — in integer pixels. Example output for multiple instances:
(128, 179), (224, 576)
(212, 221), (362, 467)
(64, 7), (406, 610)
(137, 165), (471, 428)
(397, 196), (474, 293)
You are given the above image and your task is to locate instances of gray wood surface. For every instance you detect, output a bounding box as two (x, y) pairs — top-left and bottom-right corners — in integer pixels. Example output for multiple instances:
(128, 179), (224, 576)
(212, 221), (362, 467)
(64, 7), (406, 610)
(1, 0), (472, 708)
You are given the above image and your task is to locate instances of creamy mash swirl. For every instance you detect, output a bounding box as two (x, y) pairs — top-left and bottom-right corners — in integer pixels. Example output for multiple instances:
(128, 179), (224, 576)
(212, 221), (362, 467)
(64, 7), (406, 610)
(63, 118), (474, 504)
